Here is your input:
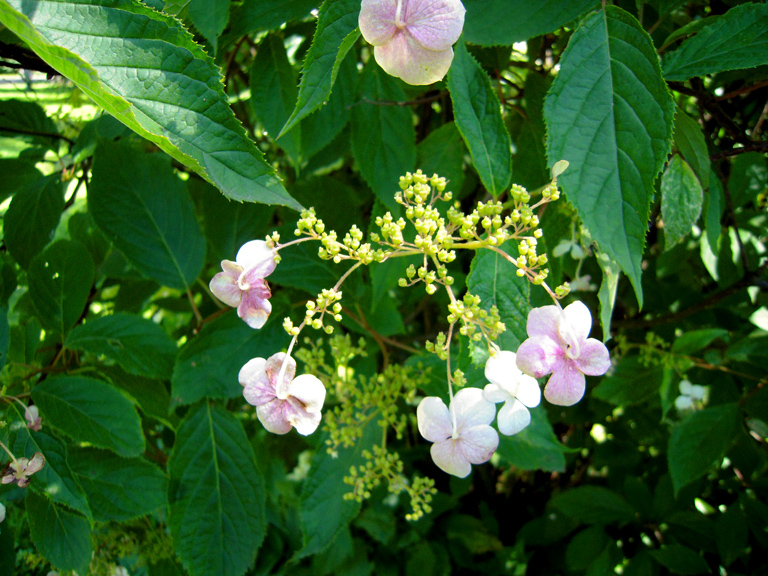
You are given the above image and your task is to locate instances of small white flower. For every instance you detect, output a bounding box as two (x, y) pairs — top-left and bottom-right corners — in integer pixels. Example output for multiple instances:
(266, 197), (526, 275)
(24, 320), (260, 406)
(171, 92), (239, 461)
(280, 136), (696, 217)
(483, 350), (541, 435)
(675, 379), (708, 412)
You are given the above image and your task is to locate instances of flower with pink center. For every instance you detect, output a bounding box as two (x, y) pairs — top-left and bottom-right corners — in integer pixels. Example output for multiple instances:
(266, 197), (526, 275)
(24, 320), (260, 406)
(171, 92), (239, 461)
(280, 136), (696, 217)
(516, 301), (611, 407)
(209, 240), (277, 329)
(1, 452), (45, 488)
(417, 387), (499, 478)
(239, 352), (326, 436)
(483, 350), (541, 435)
(24, 405), (42, 431)
(359, 0), (466, 85)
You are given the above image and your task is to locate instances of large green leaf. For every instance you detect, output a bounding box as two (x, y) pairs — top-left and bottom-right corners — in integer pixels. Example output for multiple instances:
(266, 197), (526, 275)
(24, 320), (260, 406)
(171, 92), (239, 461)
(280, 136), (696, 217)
(89, 141), (206, 290)
(68, 447), (168, 522)
(463, 0), (598, 45)
(351, 61), (416, 212)
(26, 490), (91, 575)
(551, 486), (638, 525)
(649, 545), (710, 575)
(466, 244), (530, 353)
(224, 0), (319, 45)
(168, 403), (266, 576)
(65, 313), (178, 380)
(668, 403), (742, 495)
(170, 312), (285, 408)
(27, 240), (95, 340)
(280, 0), (361, 136)
(0, 158), (41, 203)
(31, 375), (145, 457)
(592, 357), (664, 407)
(663, 2), (768, 82)
(0, 99), (59, 156)
(188, 0), (230, 55)
(673, 107), (709, 189)
(496, 408), (567, 472)
(544, 6), (675, 307)
(0, 0), (299, 209)
(250, 33), (301, 167)
(3, 175), (64, 269)
(447, 40), (512, 198)
(661, 155), (703, 250)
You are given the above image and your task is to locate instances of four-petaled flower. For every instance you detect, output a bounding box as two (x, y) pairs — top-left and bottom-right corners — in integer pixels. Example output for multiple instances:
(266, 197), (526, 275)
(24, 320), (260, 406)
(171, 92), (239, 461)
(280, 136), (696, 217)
(209, 240), (277, 329)
(239, 352), (326, 435)
(516, 301), (611, 406)
(675, 379), (707, 412)
(2, 452), (45, 488)
(359, 0), (466, 85)
(25, 405), (42, 431)
(417, 387), (499, 478)
(483, 350), (541, 435)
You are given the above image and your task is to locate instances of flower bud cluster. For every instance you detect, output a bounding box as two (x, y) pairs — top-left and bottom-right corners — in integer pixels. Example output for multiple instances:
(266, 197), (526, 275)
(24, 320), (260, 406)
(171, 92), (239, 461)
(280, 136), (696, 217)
(296, 208), (384, 265)
(447, 293), (506, 342)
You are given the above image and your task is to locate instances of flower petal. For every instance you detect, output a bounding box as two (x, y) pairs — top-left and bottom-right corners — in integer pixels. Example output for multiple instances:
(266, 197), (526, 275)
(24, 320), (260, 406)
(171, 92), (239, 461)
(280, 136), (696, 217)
(496, 399), (531, 436)
(516, 374), (541, 408)
(458, 424), (499, 464)
(561, 300), (592, 344)
(417, 396), (452, 442)
(209, 261), (242, 307)
(574, 338), (611, 376)
(453, 387), (496, 431)
(286, 374), (326, 414)
(266, 353), (296, 387)
(239, 358), (276, 407)
(430, 438), (471, 478)
(516, 335), (562, 378)
(526, 305), (561, 340)
(484, 350), (518, 389)
(675, 395), (693, 411)
(483, 382), (509, 404)
(26, 453), (45, 475)
(285, 397), (323, 436)
(235, 240), (277, 279)
(237, 288), (272, 329)
(359, 0), (398, 45)
(543, 360), (586, 406)
(404, 0), (465, 51)
(373, 34), (454, 85)
(257, 400), (293, 435)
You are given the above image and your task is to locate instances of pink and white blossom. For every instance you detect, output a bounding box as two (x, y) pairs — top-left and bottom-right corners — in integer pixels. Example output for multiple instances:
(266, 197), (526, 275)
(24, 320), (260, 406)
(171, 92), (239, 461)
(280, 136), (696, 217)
(417, 387), (499, 478)
(1, 452), (45, 488)
(516, 301), (611, 407)
(24, 405), (42, 431)
(483, 350), (541, 435)
(209, 240), (277, 329)
(239, 353), (326, 436)
(359, 0), (466, 85)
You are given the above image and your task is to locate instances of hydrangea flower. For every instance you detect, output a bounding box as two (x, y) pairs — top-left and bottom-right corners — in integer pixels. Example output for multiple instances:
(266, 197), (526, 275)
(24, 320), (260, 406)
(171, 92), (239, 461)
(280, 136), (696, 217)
(359, 0), (466, 85)
(25, 405), (42, 431)
(209, 240), (277, 329)
(483, 350), (541, 435)
(1, 452), (45, 488)
(417, 387), (499, 478)
(675, 379), (708, 412)
(516, 301), (610, 406)
(239, 352), (326, 436)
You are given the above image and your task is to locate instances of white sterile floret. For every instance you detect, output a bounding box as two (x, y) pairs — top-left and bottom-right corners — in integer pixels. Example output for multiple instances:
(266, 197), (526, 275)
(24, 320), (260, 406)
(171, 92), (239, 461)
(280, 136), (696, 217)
(675, 379), (708, 412)
(483, 350), (541, 435)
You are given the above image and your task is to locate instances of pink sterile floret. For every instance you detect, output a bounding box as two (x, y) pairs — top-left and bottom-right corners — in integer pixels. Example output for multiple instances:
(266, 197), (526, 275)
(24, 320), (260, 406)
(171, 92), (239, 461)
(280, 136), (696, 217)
(483, 350), (541, 436)
(239, 352), (326, 436)
(2, 452), (45, 488)
(209, 240), (277, 329)
(24, 405), (42, 431)
(516, 301), (611, 407)
(359, 0), (466, 85)
(417, 387), (499, 478)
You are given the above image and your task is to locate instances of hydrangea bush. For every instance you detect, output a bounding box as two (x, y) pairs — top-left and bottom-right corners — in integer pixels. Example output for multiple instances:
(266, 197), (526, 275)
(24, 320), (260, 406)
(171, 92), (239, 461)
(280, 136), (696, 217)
(1, 0), (767, 575)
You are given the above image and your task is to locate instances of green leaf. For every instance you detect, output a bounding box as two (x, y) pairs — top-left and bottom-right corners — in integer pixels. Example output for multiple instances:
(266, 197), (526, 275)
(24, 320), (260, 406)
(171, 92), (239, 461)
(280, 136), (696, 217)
(649, 544), (710, 575)
(351, 60), (416, 212)
(89, 141), (206, 290)
(672, 328), (728, 355)
(0, 0), (299, 209)
(467, 244), (530, 353)
(551, 486), (638, 525)
(280, 0), (361, 136)
(68, 447), (168, 522)
(101, 366), (175, 429)
(509, 72), (551, 191)
(662, 3), (768, 81)
(65, 313), (178, 380)
(495, 408), (568, 472)
(4, 175), (64, 269)
(0, 307), (7, 372)
(297, 423), (377, 559)
(661, 155), (703, 250)
(32, 375), (145, 457)
(565, 526), (611, 572)
(592, 357), (664, 407)
(10, 415), (91, 519)
(188, 0), (230, 55)
(168, 403), (266, 576)
(0, 158), (42, 203)
(716, 503), (748, 567)
(463, 0), (598, 45)
(728, 151), (767, 209)
(171, 312), (284, 408)
(417, 122), (466, 195)
(596, 251), (621, 341)
(447, 40), (512, 198)
(269, 238), (339, 294)
(26, 490), (91, 576)
(0, 99), (59, 154)
(673, 107), (709, 189)
(28, 240), (95, 340)
(544, 6), (675, 307)
(250, 33), (301, 167)
(668, 403), (742, 495)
